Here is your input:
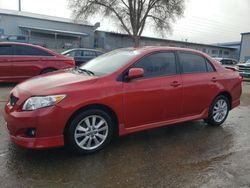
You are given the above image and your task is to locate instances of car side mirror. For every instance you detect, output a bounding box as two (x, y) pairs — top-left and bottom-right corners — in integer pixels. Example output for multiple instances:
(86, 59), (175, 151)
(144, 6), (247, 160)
(127, 68), (144, 80)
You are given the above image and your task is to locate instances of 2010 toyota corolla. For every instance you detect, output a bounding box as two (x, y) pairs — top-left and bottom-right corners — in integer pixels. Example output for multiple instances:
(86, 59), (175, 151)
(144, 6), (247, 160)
(4, 47), (242, 154)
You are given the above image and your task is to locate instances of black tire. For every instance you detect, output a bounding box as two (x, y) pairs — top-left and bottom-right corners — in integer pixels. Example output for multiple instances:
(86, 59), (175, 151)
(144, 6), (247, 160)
(40, 68), (56, 74)
(64, 109), (114, 154)
(205, 95), (230, 126)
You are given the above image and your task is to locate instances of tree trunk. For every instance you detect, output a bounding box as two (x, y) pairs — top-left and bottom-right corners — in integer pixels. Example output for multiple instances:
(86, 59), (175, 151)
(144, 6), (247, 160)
(133, 35), (140, 47)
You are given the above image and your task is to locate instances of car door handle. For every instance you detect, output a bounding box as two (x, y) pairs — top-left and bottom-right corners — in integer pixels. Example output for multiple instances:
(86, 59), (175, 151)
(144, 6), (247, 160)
(211, 77), (217, 82)
(170, 81), (181, 87)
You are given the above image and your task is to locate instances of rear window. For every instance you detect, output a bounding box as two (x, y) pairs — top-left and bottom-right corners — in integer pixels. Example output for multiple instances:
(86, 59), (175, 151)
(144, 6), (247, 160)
(13, 45), (53, 56)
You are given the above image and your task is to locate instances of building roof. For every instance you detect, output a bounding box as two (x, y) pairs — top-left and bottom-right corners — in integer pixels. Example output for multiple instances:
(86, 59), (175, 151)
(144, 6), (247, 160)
(0, 8), (94, 27)
(241, 32), (250, 35)
(19, 25), (88, 37)
(97, 30), (236, 50)
(214, 41), (240, 46)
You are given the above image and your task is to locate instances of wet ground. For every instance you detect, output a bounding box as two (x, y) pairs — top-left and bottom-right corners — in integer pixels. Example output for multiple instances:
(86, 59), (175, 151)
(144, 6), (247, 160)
(0, 82), (250, 188)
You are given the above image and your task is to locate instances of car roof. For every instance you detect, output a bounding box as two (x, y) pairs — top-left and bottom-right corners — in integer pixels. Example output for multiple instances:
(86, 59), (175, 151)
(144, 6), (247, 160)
(62, 48), (103, 53)
(116, 46), (210, 57)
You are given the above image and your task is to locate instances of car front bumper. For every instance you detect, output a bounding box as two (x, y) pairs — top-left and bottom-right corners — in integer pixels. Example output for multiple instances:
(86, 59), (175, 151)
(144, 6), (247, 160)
(3, 103), (70, 149)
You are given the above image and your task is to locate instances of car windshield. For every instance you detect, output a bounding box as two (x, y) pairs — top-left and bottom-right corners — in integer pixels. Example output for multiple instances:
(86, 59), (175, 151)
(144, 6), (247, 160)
(79, 49), (140, 76)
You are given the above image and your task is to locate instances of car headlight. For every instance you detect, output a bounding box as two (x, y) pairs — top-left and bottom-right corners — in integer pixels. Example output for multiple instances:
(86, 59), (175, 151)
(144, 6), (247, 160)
(22, 95), (66, 111)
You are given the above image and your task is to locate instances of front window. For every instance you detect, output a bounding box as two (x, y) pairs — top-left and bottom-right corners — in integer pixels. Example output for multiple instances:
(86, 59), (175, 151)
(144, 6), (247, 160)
(79, 49), (140, 76)
(132, 52), (177, 78)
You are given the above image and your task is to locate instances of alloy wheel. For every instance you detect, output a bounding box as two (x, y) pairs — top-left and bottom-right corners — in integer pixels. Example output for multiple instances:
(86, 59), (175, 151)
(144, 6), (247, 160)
(212, 99), (228, 123)
(74, 115), (109, 150)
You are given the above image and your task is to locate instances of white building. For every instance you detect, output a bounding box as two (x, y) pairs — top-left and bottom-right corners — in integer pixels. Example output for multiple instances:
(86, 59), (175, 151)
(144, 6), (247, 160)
(240, 32), (250, 62)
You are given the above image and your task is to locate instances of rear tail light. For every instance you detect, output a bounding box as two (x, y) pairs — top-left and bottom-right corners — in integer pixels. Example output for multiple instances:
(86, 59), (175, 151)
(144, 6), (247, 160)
(64, 60), (75, 66)
(239, 75), (243, 82)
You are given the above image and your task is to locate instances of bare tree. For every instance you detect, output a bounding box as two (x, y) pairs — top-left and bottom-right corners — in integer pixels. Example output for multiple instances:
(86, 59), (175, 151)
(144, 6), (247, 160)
(68, 0), (185, 47)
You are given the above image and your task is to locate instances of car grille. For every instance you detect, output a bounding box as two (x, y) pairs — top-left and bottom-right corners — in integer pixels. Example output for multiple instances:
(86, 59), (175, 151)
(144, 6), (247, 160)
(238, 65), (250, 72)
(9, 94), (19, 106)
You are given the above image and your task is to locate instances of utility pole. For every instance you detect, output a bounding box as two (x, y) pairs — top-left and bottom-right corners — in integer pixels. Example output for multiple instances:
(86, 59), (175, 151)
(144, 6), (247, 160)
(18, 0), (21, 11)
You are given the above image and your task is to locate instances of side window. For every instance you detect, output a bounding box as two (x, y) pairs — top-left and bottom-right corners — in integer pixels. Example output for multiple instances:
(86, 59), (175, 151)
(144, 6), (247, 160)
(220, 60), (226, 65)
(83, 50), (96, 56)
(73, 50), (82, 57)
(179, 52), (207, 74)
(13, 45), (53, 56)
(65, 51), (79, 57)
(0, 45), (12, 55)
(132, 52), (177, 78)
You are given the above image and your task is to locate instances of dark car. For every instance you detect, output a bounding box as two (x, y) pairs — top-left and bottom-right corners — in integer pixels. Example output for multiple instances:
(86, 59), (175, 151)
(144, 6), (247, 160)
(4, 47), (242, 154)
(62, 48), (103, 66)
(0, 42), (75, 83)
(214, 57), (238, 67)
(237, 59), (250, 78)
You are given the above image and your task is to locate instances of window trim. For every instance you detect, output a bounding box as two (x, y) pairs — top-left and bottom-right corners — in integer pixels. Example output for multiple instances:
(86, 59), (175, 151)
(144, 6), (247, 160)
(118, 51), (180, 82)
(176, 51), (215, 75)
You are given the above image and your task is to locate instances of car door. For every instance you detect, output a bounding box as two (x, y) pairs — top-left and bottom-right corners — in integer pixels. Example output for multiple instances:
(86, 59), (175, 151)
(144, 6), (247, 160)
(0, 44), (13, 81)
(11, 44), (52, 80)
(123, 52), (182, 128)
(178, 52), (218, 117)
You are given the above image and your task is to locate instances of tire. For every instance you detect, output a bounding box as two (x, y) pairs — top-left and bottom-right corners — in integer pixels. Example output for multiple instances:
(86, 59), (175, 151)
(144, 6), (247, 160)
(40, 68), (56, 74)
(65, 109), (114, 154)
(205, 95), (230, 126)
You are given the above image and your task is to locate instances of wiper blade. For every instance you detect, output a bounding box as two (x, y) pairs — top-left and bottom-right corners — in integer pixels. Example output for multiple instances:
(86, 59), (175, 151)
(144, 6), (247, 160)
(78, 68), (95, 76)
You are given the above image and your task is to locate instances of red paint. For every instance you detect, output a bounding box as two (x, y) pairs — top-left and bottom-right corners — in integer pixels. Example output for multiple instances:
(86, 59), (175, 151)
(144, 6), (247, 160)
(4, 47), (242, 149)
(0, 42), (75, 83)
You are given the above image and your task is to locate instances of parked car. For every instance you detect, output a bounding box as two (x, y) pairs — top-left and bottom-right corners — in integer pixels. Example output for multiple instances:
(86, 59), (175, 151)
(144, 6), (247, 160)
(237, 59), (250, 78)
(0, 42), (75, 83)
(61, 48), (103, 66)
(214, 57), (239, 70)
(0, 35), (27, 43)
(4, 47), (242, 154)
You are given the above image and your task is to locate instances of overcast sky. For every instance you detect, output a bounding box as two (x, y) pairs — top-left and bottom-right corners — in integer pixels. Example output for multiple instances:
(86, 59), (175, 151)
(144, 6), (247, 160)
(0, 0), (250, 44)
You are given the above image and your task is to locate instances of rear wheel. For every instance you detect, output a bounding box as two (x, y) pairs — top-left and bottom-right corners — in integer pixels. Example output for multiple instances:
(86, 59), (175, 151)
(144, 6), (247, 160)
(65, 109), (114, 154)
(205, 95), (230, 126)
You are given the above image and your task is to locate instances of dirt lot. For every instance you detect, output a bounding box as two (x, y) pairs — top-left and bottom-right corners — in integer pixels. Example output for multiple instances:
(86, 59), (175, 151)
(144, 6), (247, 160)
(0, 82), (250, 188)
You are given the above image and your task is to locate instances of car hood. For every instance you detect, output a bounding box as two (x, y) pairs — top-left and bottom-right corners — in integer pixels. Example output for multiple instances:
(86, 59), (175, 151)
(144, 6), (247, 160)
(12, 69), (98, 97)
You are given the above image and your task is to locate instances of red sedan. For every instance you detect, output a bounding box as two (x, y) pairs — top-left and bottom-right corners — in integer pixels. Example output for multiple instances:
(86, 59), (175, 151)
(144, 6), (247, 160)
(4, 47), (242, 153)
(0, 42), (75, 83)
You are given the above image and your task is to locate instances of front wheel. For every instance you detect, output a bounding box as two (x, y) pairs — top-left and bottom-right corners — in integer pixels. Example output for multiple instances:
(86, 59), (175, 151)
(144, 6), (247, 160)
(65, 109), (114, 154)
(205, 95), (230, 126)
